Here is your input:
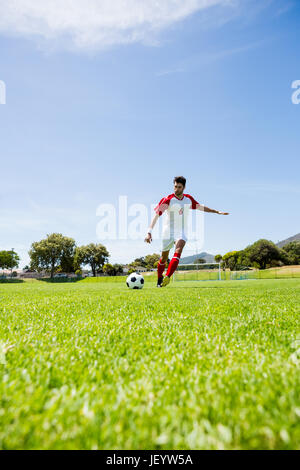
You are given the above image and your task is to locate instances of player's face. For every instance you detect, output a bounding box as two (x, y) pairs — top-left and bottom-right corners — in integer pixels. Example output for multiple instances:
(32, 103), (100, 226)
(174, 182), (185, 196)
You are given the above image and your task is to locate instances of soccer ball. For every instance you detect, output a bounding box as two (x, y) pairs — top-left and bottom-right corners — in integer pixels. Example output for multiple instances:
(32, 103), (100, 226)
(126, 273), (144, 289)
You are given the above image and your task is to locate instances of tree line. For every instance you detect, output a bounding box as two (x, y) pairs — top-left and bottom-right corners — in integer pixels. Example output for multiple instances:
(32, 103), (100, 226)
(215, 239), (300, 271)
(0, 233), (161, 279)
(127, 254), (161, 274)
(1, 235), (299, 279)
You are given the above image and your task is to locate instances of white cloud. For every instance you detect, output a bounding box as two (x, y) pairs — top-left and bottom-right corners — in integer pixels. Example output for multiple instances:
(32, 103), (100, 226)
(0, 0), (232, 51)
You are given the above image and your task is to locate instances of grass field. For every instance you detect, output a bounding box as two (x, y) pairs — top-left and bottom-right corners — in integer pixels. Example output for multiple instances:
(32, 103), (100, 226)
(0, 278), (299, 450)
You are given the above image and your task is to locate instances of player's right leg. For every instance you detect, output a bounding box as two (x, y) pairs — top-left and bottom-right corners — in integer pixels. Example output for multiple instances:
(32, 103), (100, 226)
(162, 238), (186, 287)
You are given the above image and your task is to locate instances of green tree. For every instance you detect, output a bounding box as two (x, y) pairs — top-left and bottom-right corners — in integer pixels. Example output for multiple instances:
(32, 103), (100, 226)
(60, 253), (76, 273)
(102, 264), (123, 276)
(0, 250), (20, 271)
(237, 247), (251, 268)
(75, 243), (109, 277)
(248, 239), (281, 270)
(215, 254), (222, 263)
(113, 264), (123, 274)
(222, 251), (240, 271)
(144, 253), (160, 270)
(133, 257), (147, 268)
(103, 264), (116, 276)
(128, 262), (139, 272)
(194, 258), (206, 264)
(281, 241), (300, 265)
(29, 233), (76, 279)
(278, 249), (292, 266)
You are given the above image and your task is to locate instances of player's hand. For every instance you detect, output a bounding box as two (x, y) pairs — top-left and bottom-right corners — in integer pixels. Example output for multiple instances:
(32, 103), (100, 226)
(144, 233), (152, 243)
(218, 211), (229, 215)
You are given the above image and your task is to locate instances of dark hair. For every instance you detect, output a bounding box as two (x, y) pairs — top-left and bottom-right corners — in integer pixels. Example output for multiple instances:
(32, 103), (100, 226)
(173, 176), (186, 187)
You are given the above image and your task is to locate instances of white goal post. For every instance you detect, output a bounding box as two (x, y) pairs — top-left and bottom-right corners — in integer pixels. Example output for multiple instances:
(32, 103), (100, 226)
(173, 263), (222, 282)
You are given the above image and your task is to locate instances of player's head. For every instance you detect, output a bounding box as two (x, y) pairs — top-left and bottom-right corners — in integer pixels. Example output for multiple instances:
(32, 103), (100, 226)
(173, 176), (186, 195)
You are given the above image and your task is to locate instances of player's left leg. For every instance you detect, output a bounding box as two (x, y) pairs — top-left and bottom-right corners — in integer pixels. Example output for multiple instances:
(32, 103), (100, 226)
(162, 239), (186, 287)
(157, 250), (169, 287)
(158, 236), (175, 287)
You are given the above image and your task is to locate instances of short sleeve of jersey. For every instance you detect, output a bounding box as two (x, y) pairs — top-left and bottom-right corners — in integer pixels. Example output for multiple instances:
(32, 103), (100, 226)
(154, 195), (172, 216)
(185, 194), (199, 210)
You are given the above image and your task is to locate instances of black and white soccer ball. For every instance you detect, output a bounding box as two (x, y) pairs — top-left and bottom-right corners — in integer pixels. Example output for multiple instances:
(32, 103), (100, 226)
(126, 273), (144, 289)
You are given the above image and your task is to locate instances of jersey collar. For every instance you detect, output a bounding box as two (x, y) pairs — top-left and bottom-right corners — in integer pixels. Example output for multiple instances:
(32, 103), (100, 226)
(173, 193), (184, 201)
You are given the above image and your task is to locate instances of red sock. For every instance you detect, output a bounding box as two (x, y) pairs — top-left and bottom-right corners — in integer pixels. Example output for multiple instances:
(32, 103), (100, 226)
(166, 253), (181, 278)
(157, 259), (166, 278)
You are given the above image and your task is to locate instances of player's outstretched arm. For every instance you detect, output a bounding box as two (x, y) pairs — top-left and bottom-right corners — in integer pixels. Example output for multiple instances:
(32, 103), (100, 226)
(144, 213), (160, 243)
(196, 203), (229, 215)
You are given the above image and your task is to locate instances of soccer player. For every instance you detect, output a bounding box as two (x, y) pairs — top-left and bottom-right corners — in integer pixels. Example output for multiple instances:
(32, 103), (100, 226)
(144, 176), (229, 287)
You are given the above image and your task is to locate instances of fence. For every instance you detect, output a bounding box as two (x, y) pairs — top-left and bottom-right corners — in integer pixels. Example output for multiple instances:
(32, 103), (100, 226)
(230, 266), (300, 280)
(174, 265), (300, 282)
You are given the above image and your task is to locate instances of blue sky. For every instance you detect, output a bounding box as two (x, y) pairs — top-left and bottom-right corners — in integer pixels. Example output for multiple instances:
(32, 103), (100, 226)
(0, 0), (299, 267)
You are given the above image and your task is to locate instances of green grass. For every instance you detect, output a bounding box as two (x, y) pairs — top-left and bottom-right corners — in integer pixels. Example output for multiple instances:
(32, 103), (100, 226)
(0, 278), (299, 450)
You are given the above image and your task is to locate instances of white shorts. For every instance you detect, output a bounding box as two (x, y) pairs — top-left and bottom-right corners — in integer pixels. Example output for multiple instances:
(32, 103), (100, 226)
(161, 233), (187, 252)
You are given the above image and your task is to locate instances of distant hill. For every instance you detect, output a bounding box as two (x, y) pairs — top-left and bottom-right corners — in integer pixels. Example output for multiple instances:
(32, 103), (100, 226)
(277, 233), (300, 248)
(179, 252), (215, 265)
